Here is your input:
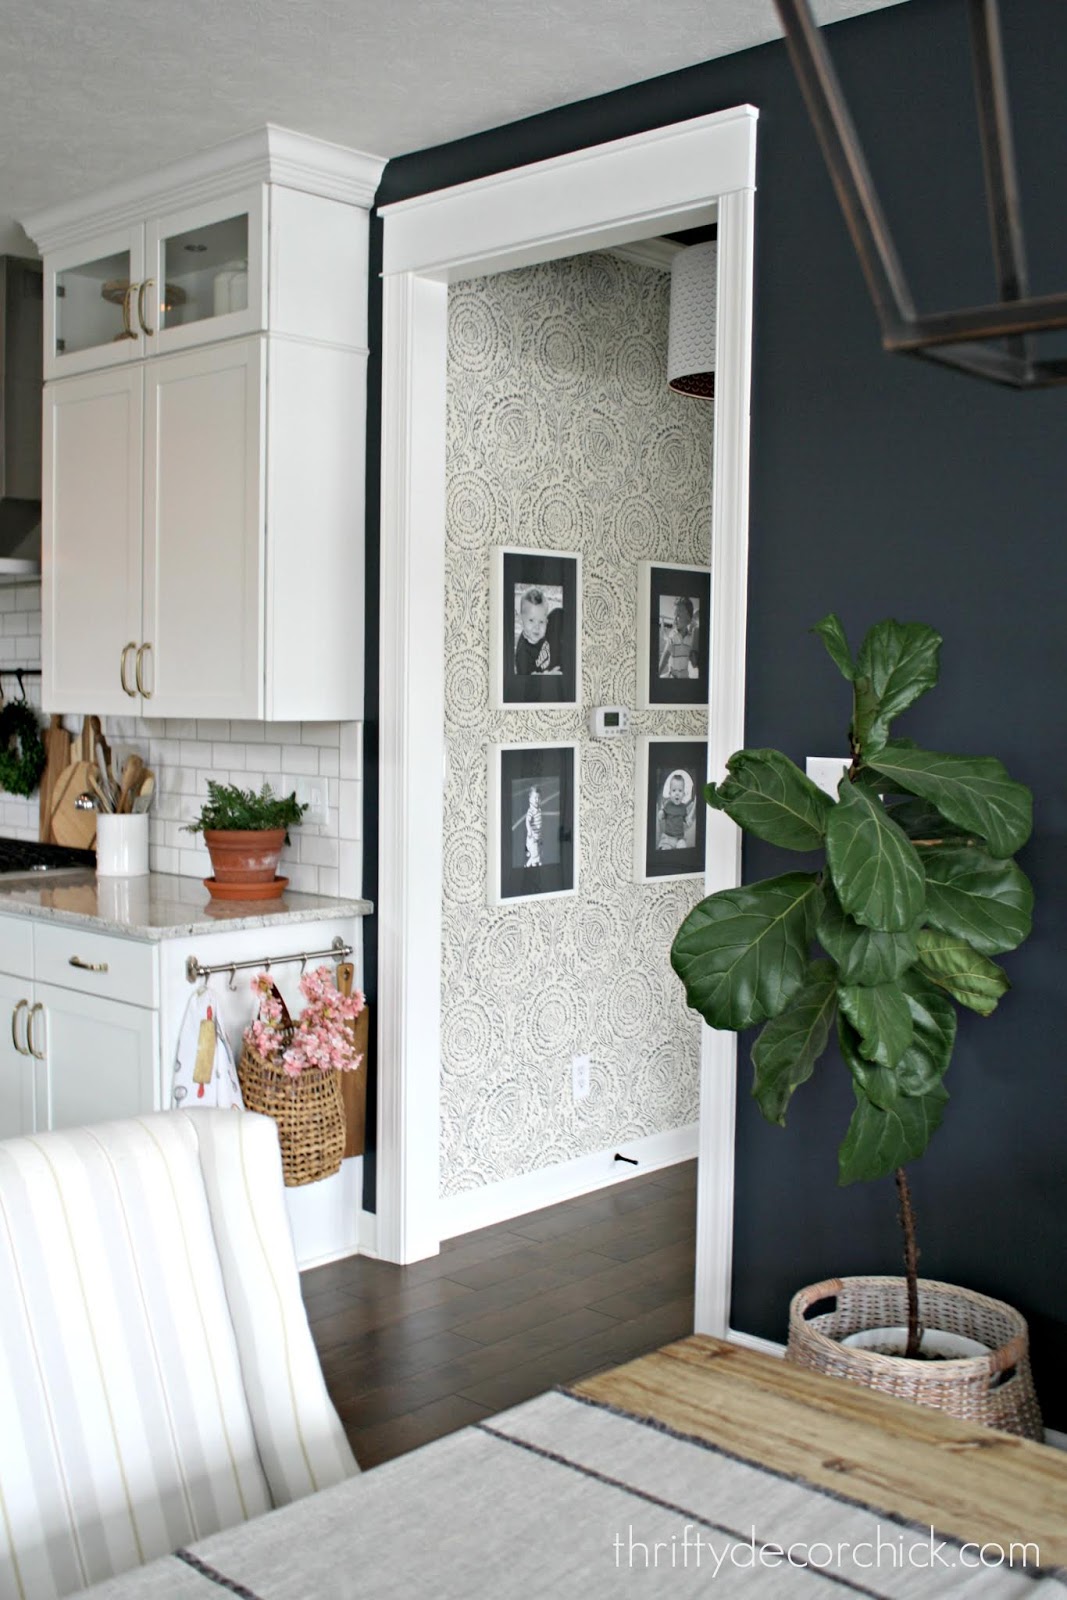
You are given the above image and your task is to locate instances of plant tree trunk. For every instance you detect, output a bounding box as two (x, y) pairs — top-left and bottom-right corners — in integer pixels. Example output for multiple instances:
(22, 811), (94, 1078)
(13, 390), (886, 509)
(895, 1166), (923, 1358)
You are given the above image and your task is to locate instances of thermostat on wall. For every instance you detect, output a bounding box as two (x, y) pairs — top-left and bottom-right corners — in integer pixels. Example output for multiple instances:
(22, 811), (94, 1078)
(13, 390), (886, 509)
(589, 706), (630, 739)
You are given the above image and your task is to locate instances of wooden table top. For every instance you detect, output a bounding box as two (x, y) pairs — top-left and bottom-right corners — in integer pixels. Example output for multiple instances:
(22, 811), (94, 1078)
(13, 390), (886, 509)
(573, 1335), (1067, 1566)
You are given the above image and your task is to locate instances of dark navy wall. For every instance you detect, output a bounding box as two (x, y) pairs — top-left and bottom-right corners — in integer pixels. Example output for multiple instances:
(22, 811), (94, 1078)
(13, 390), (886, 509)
(364, 0), (1067, 1424)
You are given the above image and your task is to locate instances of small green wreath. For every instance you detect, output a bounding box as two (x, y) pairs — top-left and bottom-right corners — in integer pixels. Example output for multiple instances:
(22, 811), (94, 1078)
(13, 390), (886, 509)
(0, 701), (46, 798)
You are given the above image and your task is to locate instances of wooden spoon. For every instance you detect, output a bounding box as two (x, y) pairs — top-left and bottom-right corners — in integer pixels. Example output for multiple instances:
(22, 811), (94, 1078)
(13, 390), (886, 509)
(115, 755), (146, 815)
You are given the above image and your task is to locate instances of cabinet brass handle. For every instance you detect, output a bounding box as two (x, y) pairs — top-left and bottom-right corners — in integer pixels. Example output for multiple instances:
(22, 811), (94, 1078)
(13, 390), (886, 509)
(69, 956), (109, 973)
(137, 278), (155, 336)
(120, 641), (138, 698)
(135, 642), (153, 699)
(118, 283), (137, 341)
(11, 999), (29, 1056)
(27, 1003), (45, 1062)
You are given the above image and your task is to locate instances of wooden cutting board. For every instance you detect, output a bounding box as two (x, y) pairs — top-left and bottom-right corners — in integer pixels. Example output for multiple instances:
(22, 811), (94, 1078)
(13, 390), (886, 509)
(39, 715), (72, 843)
(49, 759), (97, 849)
(336, 962), (369, 1159)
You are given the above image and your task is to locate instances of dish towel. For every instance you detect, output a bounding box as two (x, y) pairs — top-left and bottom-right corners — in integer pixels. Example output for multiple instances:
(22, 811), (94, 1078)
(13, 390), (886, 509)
(172, 984), (245, 1109)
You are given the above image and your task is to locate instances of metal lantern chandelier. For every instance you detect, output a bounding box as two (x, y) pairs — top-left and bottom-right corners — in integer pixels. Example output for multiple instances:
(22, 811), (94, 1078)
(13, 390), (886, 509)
(668, 241), (717, 398)
(774, 0), (1067, 389)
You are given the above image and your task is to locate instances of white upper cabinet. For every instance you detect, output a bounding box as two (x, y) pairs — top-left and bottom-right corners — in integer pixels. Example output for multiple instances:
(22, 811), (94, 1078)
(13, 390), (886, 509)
(25, 127), (385, 721)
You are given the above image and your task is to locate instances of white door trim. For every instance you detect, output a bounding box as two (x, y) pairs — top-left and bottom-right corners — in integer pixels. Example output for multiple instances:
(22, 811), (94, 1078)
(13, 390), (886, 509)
(376, 107), (758, 1342)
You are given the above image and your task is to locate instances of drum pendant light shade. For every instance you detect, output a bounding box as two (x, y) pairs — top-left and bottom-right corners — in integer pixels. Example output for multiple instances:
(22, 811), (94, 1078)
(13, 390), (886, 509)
(668, 241), (717, 399)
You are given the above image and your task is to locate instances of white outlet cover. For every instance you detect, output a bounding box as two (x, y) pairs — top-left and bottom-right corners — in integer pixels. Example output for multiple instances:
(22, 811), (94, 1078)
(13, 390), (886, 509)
(293, 775), (329, 826)
(571, 1053), (591, 1101)
(806, 756), (850, 798)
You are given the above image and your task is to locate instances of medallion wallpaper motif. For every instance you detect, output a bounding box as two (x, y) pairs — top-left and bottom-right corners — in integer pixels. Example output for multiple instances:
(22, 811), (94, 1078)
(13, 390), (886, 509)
(442, 250), (715, 1195)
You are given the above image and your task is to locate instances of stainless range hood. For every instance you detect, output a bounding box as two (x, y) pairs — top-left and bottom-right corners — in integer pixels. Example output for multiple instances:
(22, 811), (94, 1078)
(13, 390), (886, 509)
(0, 257), (43, 577)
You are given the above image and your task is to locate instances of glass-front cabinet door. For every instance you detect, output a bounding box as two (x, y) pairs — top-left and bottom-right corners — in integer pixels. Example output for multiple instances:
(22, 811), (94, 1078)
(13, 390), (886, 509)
(44, 226), (146, 379)
(148, 187), (265, 355)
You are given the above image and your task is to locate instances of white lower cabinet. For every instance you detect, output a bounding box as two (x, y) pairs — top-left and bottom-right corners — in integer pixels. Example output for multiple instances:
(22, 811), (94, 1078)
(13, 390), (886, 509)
(36, 984), (158, 1132)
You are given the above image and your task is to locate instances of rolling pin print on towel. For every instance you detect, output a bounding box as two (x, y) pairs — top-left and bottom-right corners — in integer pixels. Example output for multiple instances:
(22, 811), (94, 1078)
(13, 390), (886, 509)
(173, 984), (245, 1109)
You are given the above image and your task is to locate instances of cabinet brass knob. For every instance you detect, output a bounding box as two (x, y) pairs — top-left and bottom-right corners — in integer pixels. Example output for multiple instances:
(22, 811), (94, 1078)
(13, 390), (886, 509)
(135, 642), (153, 699)
(120, 641), (138, 698)
(11, 998), (29, 1056)
(27, 1003), (45, 1062)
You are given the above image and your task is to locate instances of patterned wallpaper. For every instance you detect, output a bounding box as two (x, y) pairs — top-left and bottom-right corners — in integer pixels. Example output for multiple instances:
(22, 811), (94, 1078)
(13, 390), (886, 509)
(442, 250), (714, 1195)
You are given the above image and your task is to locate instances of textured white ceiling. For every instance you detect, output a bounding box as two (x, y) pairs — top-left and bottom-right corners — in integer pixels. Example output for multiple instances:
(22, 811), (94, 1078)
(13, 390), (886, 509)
(0, 0), (905, 254)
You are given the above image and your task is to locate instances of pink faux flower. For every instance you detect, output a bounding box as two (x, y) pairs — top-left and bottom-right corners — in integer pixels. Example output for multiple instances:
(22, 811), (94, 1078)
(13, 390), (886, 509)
(243, 967), (365, 1078)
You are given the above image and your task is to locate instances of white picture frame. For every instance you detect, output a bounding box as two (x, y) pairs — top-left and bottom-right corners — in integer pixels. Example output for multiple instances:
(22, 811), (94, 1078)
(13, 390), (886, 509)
(633, 735), (709, 883)
(489, 546), (582, 710)
(488, 741), (579, 905)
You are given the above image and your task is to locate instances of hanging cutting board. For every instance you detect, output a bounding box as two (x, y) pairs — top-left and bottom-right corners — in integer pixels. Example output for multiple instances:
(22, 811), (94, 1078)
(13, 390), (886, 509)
(336, 962), (368, 1159)
(49, 759), (97, 849)
(39, 715), (72, 843)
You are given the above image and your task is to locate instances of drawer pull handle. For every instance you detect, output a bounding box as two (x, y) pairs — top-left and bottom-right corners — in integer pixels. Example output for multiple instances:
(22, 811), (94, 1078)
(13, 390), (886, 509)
(69, 956), (109, 973)
(120, 641), (138, 698)
(11, 999), (29, 1056)
(27, 1003), (45, 1062)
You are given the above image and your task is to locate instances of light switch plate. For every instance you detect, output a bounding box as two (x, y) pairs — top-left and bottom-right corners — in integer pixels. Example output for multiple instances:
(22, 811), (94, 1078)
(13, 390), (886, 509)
(806, 756), (850, 798)
(293, 775), (329, 827)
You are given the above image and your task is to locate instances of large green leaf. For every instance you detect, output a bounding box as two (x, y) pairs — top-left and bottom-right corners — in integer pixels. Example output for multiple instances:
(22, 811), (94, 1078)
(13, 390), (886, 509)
(897, 968), (957, 1095)
(886, 796), (981, 846)
(867, 743), (1032, 859)
(705, 749), (833, 851)
(671, 873), (822, 1032)
(838, 1083), (949, 1185)
(915, 929), (1010, 1016)
(812, 613), (854, 681)
(838, 979), (913, 1069)
(838, 1015), (899, 1111)
(851, 621), (942, 754)
(817, 889), (918, 985)
(920, 846), (1033, 955)
(825, 780), (926, 932)
(751, 961), (837, 1126)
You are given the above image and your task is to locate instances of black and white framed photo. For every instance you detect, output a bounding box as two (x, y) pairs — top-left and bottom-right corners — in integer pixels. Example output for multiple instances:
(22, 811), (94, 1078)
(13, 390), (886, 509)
(634, 737), (708, 882)
(490, 547), (581, 709)
(488, 742), (578, 904)
(636, 561), (711, 708)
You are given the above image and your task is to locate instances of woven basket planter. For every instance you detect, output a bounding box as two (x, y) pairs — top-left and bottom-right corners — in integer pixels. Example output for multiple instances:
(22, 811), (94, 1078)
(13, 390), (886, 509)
(237, 1039), (345, 1189)
(787, 1276), (1043, 1440)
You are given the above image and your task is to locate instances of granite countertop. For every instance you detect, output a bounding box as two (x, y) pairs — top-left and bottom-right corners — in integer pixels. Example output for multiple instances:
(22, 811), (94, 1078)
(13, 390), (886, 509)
(0, 872), (373, 940)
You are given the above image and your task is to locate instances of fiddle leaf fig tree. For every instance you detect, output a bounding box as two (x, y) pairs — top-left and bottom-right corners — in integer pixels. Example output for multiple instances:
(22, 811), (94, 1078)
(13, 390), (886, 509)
(670, 617), (1033, 1354)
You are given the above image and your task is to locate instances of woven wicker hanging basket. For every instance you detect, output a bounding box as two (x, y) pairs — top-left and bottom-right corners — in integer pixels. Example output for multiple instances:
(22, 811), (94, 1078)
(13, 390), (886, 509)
(237, 982), (345, 1188)
(787, 1275), (1043, 1440)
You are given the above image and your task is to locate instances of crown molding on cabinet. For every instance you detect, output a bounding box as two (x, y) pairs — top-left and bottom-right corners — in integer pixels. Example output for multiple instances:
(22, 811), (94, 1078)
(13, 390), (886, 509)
(22, 125), (386, 253)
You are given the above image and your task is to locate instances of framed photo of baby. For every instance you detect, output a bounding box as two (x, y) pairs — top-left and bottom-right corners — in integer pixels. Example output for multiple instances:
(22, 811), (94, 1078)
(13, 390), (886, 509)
(636, 561), (711, 708)
(490, 547), (581, 708)
(488, 742), (579, 904)
(633, 736), (708, 882)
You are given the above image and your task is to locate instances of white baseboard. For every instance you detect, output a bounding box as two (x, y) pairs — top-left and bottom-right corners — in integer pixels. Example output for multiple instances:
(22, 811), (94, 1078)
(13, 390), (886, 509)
(727, 1327), (786, 1358)
(358, 1207), (380, 1257)
(438, 1123), (699, 1240)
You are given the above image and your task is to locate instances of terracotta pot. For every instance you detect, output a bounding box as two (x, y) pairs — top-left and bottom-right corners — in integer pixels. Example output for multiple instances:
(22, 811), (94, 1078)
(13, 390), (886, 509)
(204, 828), (286, 886)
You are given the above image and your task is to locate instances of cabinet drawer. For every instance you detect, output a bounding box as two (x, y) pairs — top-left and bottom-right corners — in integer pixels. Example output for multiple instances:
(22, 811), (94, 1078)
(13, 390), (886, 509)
(0, 916), (34, 980)
(34, 924), (157, 1008)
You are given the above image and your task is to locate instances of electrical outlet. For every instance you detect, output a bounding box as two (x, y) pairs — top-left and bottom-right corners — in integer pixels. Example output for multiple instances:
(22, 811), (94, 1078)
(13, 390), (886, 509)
(805, 756), (850, 798)
(293, 775), (329, 827)
(571, 1054), (591, 1102)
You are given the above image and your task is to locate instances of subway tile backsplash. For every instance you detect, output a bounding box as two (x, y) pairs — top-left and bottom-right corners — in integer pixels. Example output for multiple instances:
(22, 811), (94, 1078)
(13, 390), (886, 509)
(0, 584), (363, 899)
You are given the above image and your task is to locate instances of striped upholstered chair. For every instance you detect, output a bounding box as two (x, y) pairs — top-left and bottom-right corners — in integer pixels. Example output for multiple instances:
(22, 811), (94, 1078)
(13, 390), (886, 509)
(0, 1110), (357, 1599)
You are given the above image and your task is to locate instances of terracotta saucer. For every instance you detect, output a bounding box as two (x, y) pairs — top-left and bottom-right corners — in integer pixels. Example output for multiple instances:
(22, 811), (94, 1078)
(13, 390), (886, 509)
(203, 876), (289, 901)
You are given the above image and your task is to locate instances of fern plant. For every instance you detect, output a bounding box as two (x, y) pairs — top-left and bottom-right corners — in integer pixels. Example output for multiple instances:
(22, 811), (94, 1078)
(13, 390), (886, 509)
(184, 781), (307, 841)
(670, 616), (1034, 1353)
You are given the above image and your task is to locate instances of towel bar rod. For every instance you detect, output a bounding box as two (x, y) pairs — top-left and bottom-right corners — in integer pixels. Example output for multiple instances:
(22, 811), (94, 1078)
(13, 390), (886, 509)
(185, 936), (352, 986)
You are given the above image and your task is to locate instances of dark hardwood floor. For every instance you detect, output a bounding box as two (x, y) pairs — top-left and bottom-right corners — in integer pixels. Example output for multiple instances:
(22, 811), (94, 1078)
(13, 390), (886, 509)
(301, 1159), (696, 1468)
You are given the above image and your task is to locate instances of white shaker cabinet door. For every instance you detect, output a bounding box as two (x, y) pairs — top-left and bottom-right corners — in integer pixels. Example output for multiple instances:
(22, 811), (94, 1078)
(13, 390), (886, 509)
(142, 338), (265, 719)
(43, 368), (144, 715)
(0, 973), (36, 1140)
(36, 984), (158, 1132)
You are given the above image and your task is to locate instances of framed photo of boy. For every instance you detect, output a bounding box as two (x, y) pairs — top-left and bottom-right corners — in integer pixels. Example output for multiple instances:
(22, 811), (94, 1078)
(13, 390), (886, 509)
(636, 561), (711, 708)
(488, 742), (579, 905)
(490, 547), (581, 709)
(633, 736), (708, 882)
